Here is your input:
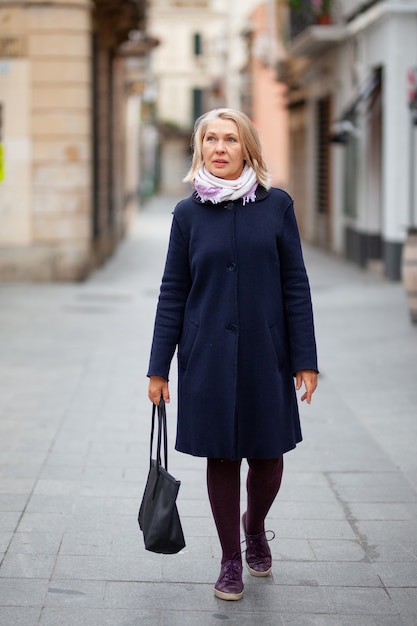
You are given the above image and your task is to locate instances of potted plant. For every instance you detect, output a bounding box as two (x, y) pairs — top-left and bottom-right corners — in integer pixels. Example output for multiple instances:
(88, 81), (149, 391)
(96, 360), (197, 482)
(312, 0), (333, 23)
(289, 0), (333, 24)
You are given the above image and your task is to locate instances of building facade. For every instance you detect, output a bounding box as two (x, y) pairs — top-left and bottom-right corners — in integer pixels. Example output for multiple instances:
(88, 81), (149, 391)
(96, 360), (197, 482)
(283, 0), (417, 279)
(148, 0), (280, 193)
(242, 1), (289, 187)
(0, 0), (152, 281)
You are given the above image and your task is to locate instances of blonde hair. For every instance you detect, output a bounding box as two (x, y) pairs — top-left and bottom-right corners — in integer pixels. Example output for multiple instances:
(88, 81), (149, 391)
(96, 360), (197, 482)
(183, 108), (271, 189)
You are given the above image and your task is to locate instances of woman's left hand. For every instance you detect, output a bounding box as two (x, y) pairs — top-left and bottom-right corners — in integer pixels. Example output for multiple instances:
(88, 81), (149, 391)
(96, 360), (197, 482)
(296, 370), (318, 404)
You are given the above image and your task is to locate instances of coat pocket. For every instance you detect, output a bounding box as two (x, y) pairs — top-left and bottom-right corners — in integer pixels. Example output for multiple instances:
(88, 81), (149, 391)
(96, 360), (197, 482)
(268, 321), (285, 371)
(178, 320), (199, 370)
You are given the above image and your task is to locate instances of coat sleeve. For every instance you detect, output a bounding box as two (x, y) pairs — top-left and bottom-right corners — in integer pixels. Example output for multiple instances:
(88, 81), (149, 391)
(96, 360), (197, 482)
(147, 214), (191, 380)
(278, 202), (318, 375)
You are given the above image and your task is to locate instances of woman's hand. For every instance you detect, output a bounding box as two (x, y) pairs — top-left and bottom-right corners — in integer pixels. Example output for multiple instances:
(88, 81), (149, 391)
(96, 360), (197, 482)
(148, 376), (170, 405)
(295, 370), (318, 404)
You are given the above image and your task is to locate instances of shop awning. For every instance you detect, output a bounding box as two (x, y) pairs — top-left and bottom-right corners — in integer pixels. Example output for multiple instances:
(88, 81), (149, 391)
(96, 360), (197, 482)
(330, 69), (381, 143)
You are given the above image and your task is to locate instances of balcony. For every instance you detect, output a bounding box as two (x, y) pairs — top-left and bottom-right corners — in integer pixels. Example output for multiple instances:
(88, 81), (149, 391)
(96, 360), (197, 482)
(288, 2), (347, 57)
(289, 2), (317, 39)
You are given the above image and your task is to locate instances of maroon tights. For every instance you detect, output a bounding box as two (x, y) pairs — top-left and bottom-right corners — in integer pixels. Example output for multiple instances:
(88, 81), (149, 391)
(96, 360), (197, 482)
(206, 457), (283, 563)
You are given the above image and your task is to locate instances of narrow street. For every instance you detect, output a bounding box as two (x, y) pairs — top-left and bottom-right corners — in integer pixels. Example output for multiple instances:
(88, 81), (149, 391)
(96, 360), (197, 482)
(0, 195), (416, 625)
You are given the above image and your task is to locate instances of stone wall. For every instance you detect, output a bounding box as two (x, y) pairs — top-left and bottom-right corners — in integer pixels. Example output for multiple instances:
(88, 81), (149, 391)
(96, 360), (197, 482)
(0, 0), (146, 281)
(0, 0), (92, 280)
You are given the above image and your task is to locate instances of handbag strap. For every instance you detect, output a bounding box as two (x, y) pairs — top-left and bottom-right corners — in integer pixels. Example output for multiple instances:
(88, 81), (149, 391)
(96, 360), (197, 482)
(150, 399), (168, 471)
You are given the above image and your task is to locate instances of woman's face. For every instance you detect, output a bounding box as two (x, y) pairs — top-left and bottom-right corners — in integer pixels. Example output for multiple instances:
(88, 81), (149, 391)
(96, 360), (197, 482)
(201, 118), (245, 180)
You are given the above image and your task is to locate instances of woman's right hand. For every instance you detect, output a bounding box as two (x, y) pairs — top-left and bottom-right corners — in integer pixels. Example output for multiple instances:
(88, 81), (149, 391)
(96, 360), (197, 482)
(148, 376), (170, 405)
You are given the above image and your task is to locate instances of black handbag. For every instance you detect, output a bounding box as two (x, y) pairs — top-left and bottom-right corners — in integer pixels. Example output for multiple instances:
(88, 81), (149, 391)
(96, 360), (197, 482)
(138, 399), (185, 554)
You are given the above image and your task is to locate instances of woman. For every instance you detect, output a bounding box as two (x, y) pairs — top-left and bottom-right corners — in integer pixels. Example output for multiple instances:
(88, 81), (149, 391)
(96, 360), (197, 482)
(147, 108), (318, 601)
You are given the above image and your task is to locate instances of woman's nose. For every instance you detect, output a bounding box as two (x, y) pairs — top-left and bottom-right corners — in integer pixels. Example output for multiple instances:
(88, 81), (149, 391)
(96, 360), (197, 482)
(215, 141), (225, 152)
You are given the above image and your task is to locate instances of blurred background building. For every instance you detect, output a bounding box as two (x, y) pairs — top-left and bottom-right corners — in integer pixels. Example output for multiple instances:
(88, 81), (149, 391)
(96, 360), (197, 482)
(1, 0), (416, 283)
(0, 0), (155, 280)
(283, 0), (417, 280)
(148, 0), (289, 194)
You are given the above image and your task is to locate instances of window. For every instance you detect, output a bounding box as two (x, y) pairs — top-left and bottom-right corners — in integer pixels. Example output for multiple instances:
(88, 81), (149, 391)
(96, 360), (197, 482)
(193, 32), (202, 56)
(192, 88), (204, 123)
(316, 97), (330, 215)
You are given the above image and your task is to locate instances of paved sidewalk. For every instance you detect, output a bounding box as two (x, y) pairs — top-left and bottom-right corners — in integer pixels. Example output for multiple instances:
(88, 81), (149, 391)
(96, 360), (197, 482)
(0, 195), (416, 626)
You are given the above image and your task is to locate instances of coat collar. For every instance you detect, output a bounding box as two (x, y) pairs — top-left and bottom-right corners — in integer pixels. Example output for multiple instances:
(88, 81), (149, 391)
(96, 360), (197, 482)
(191, 184), (270, 205)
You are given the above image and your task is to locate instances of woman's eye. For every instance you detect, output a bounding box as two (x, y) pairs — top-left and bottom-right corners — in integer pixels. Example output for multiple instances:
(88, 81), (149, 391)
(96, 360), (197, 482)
(206, 136), (215, 142)
(228, 137), (237, 142)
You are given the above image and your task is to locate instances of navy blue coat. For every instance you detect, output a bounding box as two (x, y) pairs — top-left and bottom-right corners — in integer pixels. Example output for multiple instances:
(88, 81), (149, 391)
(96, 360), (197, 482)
(148, 186), (318, 460)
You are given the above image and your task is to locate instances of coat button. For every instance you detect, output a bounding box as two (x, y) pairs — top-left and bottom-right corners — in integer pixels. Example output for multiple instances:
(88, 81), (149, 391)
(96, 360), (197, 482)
(228, 263), (236, 272)
(229, 324), (238, 333)
(225, 201), (234, 211)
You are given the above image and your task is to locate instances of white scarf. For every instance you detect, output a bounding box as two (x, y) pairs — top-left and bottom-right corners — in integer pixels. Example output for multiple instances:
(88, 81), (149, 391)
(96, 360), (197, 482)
(194, 165), (258, 205)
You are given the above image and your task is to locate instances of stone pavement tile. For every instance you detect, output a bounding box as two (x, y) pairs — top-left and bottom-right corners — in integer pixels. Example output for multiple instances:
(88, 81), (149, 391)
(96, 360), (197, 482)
(0, 477), (35, 495)
(0, 461), (44, 479)
(275, 519), (356, 541)
(284, 438), (390, 474)
(38, 464), (84, 481)
(348, 502), (417, 521)
(39, 607), (161, 626)
(17, 511), (69, 534)
(78, 479), (139, 499)
(327, 470), (413, 489)
(0, 532), (12, 553)
(373, 562), (417, 587)
(0, 494), (28, 511)
(400, 618), (417, 626)
(276, 483), (340, 504)
(282, 615), (406, 626)
(80, 466), (126, 482)
(161, 558), (218, 585)
(42, 450), (89, 467)
(0, 511), (21, 532)
(309, 539), (366, 561)
(59, 530), (114, 557)
(0, 607), (41, 626)
(329, 587), (401, 616)
(271, 501), (346, 520)
(0, 577), (49, 606)
(178, 498), (211, 518)
(273, 562), (382, 587)
(45, 580), (106, 607)
(71, 495), (137, 519)
(65, 509), (133, 532)
(370, 541), (417, 563)
(49, 438), (91, 460)
(328, 475), (417, 503)
(32, 478), (80, 498)
(405, 468), (417, 493)
(274, 538), (317, 561)
(7, 531), (63, 555)
(162, 611), (285, 625)
(180, 516), (218, 539)
(161, 544), (219, 584)
(25, 495), (75, 515)
(355, 520), (417, 549)
(52, 553), (162, 582)
(345, 387), (415, 417)
(0, 552), (56, 578)
(103, 580), (334, 614)
(280, 470), (330, 487)
(388, 588), (417, 618)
